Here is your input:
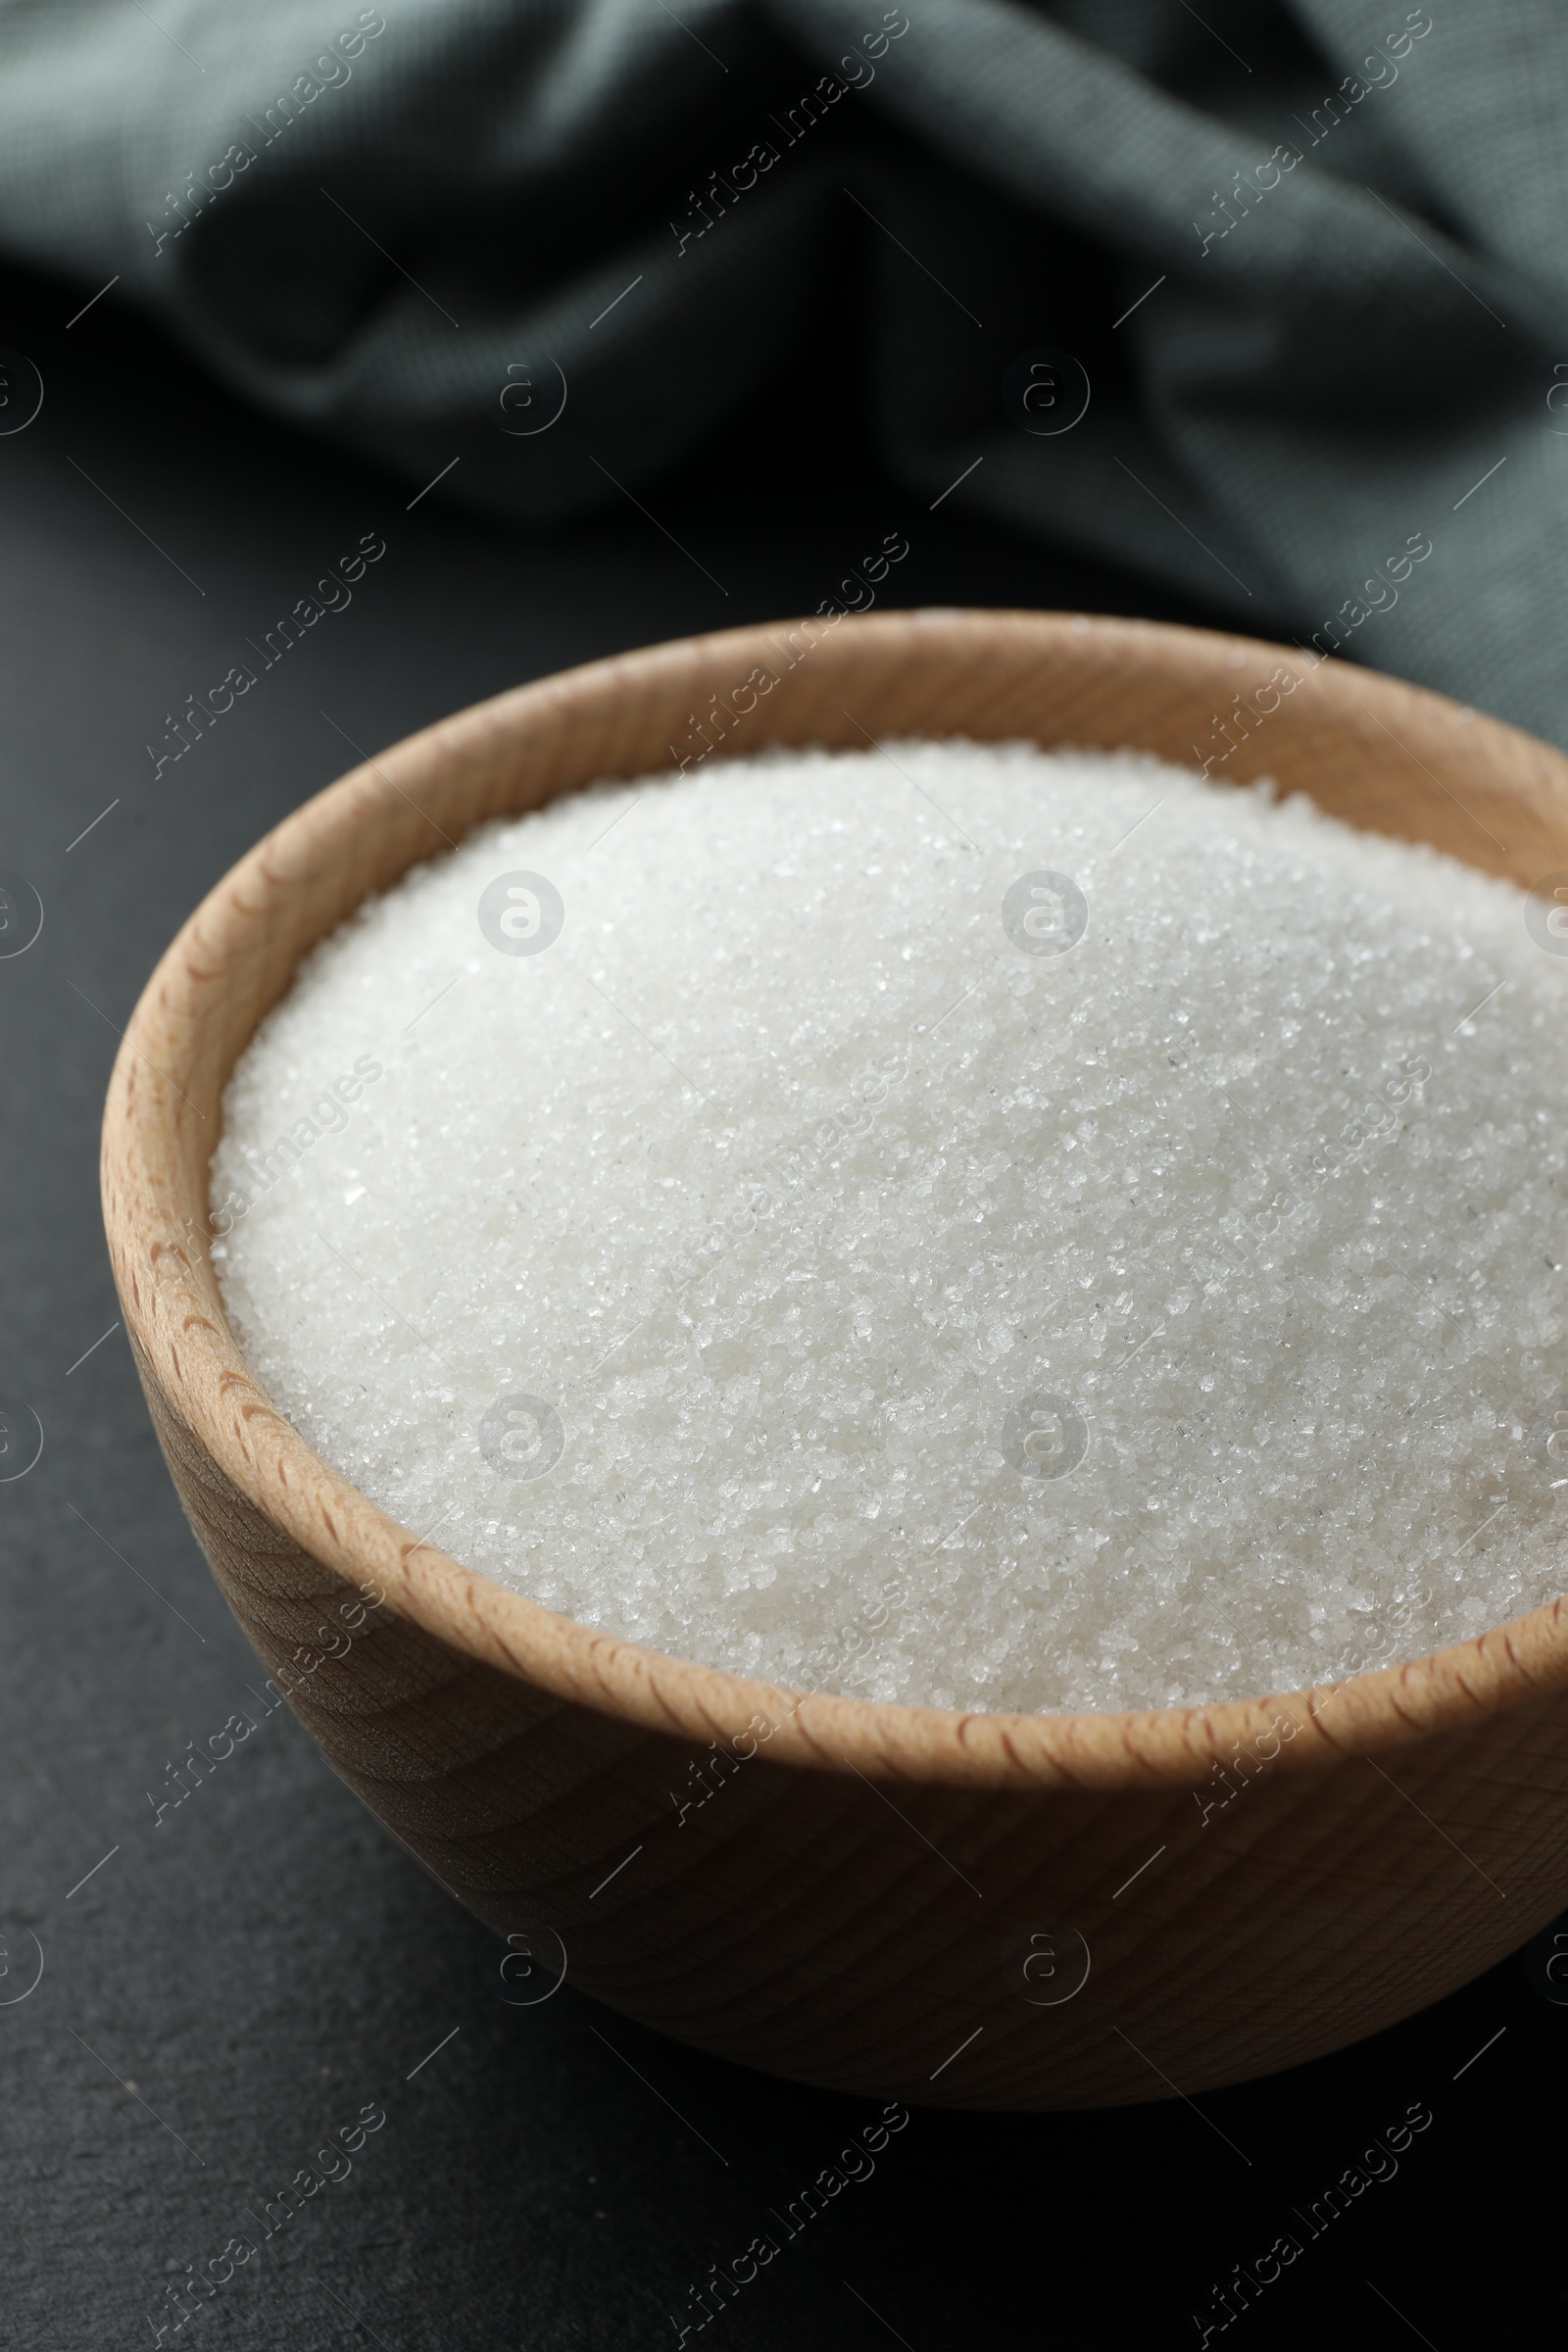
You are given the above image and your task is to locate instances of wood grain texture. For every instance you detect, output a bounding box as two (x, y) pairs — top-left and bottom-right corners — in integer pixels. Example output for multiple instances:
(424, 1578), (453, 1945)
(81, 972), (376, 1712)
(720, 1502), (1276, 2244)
(101, 611), (1568, 2108)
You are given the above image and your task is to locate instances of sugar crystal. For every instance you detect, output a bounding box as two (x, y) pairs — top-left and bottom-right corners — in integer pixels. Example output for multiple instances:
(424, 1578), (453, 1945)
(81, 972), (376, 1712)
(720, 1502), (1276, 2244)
(211, 743), (1568, 1712)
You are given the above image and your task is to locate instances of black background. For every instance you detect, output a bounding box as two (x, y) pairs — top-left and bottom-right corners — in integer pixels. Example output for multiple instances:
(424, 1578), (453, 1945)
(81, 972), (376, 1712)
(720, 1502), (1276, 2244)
(1, 254), (1562, 2351)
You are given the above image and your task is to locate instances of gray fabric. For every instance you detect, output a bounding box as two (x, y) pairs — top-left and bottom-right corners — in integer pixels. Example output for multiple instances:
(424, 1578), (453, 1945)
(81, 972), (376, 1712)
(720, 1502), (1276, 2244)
(1, 0), (1562, 738)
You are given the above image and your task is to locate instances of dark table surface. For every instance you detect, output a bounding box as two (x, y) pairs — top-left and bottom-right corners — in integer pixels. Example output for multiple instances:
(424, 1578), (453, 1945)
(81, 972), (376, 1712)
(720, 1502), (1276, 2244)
(1, 253), (1561, 2352)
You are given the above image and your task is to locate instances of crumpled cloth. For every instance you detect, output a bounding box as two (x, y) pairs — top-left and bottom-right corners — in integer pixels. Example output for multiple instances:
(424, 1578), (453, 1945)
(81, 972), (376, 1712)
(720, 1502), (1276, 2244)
(2, 0), (1563, 739)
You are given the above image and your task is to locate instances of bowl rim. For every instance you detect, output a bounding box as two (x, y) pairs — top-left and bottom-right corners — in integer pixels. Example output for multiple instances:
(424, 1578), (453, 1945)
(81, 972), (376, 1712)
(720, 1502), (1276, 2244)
(101, 607), (1568, 1793)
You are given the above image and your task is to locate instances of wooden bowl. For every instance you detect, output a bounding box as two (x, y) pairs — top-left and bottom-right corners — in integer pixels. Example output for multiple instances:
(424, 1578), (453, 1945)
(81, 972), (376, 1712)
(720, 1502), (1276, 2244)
(102, 612), (1568, 2110)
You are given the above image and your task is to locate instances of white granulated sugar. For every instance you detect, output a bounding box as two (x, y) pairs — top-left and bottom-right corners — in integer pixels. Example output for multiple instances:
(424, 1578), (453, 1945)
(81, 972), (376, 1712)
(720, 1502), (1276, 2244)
(211, 741), (1568, 1715)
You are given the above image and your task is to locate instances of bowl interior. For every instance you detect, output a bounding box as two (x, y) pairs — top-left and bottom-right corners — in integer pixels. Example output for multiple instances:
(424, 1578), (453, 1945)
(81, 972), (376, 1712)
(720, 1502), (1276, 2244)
(102, 610), (1568, 1790)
